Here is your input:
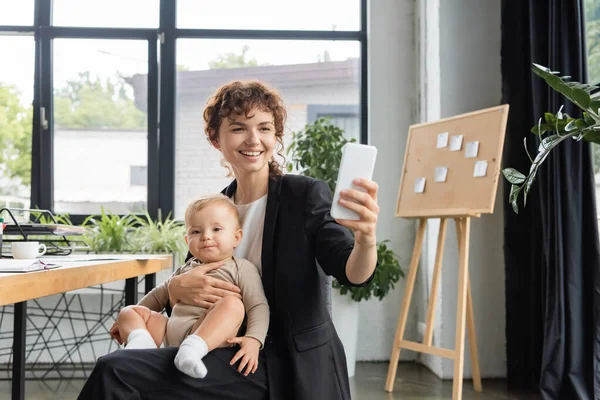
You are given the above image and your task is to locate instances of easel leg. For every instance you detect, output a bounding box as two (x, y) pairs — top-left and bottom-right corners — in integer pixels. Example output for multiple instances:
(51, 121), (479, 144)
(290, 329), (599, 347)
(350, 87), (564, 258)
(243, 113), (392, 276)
(466, 281), (482, 391)
(455, 220), (482, 393)
(424, 218), (447, 346)
(452, 217), (470, 400)
(385, 218), (427, 392)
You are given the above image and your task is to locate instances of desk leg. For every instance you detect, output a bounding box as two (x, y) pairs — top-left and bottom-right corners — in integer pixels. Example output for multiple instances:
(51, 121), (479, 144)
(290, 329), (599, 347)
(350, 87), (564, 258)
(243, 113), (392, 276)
(145, 273), (156, 294)
(125, 278), (138, 305)
(12, 301), (26, 400)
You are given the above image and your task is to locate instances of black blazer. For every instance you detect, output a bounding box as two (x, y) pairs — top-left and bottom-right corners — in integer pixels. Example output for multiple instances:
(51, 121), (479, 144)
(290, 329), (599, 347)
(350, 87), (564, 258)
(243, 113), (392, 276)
(187, 174), (375, 400)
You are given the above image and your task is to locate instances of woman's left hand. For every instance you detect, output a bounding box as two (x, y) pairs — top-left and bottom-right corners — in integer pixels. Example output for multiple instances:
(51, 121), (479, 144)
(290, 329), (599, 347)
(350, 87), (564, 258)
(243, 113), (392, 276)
(335, 178), (379, 247)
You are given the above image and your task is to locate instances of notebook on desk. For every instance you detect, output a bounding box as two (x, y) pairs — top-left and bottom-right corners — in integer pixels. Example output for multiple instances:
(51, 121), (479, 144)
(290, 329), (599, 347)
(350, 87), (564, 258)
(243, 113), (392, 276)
(0, 259), (62, 273)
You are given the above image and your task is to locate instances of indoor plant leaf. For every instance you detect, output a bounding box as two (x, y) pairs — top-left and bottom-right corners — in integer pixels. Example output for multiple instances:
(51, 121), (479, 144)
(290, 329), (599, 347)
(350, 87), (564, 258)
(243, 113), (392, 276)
(509, 184), (521, 214)
(502, 64), (599, 213)
(572, 88), (591, 109)
(502, 168), (526, 185)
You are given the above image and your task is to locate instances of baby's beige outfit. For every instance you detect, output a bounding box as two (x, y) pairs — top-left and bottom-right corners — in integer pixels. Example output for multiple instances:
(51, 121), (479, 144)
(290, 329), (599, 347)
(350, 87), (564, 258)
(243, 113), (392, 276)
(137, 256), (269, 347)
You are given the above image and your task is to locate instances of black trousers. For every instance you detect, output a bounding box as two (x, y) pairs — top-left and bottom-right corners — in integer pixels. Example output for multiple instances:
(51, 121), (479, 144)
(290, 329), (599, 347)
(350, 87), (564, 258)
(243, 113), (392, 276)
(78, 347), (268, 400)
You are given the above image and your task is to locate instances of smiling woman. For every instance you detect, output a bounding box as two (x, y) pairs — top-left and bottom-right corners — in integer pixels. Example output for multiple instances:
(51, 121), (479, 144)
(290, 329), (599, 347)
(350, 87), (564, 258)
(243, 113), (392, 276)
(218, 113), (276, 175)
(200, 82), (285, 209)
(79, 75), (379, 400)
(202, 81), (286, 184)
(173, 38), (360, 220)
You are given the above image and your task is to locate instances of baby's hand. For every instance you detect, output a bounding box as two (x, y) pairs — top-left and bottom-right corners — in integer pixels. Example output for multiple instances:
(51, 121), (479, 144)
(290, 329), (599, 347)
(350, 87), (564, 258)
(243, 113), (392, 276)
(109, 321), (123, 345)
(227, 336), (261, 376)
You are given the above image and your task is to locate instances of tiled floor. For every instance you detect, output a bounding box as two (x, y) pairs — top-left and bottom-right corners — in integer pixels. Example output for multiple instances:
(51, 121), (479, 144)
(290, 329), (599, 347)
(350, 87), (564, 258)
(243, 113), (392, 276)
(0, 362), (540, 400)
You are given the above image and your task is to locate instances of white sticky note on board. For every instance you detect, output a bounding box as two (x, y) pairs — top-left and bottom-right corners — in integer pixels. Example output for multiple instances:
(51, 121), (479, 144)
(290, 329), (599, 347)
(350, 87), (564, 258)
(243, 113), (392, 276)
(434, 166), (448, 182)
(473, 160), (488, 177)
(437, 132), (449, 148)
(465, 141), (479, 158)
(414, 177), (426, 193)
(449, 135), (463, 151)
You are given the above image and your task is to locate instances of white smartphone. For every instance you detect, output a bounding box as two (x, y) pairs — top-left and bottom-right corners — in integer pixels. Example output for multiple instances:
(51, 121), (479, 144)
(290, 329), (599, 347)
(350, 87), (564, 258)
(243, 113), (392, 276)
(331, 143), (378, 221)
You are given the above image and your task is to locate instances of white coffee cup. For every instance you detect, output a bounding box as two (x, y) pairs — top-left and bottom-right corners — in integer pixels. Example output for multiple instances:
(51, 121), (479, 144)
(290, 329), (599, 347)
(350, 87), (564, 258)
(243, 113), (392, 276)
(11, 242), (47, 259)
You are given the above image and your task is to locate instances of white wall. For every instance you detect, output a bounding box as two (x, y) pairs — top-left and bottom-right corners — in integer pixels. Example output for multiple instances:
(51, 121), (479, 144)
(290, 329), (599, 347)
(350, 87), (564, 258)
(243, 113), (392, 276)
(357, 0), (419, 362)
(366, 0), (506, 379)
(417, 0), (506, 379)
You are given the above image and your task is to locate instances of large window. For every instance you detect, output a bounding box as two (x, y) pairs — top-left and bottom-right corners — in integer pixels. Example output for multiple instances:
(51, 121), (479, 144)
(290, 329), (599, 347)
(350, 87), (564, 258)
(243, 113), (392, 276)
(585, 0), (599, 85)
(0, 36), (34, 211)
(0, 1), (366, 223)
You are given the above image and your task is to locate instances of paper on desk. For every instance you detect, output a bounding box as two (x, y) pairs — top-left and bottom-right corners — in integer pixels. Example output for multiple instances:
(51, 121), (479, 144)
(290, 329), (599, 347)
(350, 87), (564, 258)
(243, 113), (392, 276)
(39, 255), (122, 263)
(0, 259), (61, 273)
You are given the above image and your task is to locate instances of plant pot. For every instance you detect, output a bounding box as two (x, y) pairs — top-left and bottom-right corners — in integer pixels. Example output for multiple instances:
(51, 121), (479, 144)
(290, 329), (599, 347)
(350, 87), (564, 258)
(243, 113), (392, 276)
(331, 288), (359, 377)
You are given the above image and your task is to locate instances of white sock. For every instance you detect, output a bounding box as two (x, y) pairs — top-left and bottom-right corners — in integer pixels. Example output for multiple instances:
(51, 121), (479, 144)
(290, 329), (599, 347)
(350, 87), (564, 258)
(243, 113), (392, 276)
(175, 335), (209, 378)
(125, 329), (157, 350)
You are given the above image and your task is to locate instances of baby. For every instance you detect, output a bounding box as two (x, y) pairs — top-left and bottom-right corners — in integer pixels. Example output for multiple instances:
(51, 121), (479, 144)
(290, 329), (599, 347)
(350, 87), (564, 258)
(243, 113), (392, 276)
(110, 194), (269, 378)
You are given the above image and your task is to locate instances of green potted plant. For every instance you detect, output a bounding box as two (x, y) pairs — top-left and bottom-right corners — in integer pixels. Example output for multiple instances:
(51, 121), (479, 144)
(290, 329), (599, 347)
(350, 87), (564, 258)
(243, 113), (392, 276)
(502, 63), (600, 212)
(129, 209), (187, 266)
(82, 208), (187, 293)
(287, 117), (404, 376)
(82, 207), (136, 253)
(83, 207), (186, 266)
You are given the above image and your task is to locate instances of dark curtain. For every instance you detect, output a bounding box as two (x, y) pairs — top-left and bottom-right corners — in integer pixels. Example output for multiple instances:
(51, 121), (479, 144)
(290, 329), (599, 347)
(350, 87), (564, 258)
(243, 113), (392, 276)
(501, 1), (600, 399)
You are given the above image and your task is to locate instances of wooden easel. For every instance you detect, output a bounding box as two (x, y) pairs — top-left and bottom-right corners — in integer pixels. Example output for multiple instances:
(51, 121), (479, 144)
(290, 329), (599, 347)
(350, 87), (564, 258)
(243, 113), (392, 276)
(385, 105), (509, 399)
(384, 215), (481, 400)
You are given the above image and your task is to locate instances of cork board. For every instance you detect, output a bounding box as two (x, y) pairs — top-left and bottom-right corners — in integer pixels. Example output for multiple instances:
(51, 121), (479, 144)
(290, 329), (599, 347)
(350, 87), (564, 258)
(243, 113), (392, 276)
(396, 104), (509, 218)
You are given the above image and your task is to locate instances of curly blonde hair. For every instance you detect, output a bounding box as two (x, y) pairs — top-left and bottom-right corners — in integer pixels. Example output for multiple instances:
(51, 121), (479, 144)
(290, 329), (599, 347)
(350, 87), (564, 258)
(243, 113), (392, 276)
(203, 80), (287, 177)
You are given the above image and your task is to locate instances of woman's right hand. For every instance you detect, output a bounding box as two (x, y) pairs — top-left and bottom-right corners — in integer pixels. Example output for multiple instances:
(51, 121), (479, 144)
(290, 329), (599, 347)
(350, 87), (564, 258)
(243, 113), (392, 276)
(168, 261), (242, 308)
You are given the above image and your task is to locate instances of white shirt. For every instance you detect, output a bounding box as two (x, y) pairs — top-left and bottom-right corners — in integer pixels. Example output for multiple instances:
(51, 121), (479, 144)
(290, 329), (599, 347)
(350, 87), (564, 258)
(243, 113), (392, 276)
(233, 195), (268, 276)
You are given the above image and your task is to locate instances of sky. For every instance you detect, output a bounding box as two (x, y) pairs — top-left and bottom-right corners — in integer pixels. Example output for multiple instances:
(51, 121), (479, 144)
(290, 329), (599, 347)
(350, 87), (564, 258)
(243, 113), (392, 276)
(0, 0), (360, 105)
